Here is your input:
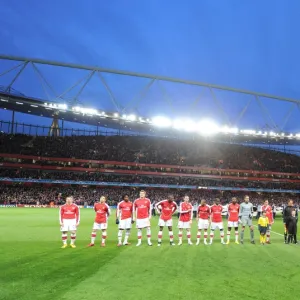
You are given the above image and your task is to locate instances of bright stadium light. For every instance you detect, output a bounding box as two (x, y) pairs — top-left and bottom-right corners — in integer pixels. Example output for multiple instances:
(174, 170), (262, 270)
(58, 104), (68, 110)
(183, 120), (197, 132)
(241, 129), (256, 135)
(197, 119), (219, 135)
(152, 116), (172, 127)
(114, 113), (119, 117)
(172, 119), (185, 130)
(219, 126), (239, 134)
(127, 114), (136, 121)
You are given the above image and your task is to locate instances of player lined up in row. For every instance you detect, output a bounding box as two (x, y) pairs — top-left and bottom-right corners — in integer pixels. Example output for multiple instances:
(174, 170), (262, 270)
(60, 190), (278, 248)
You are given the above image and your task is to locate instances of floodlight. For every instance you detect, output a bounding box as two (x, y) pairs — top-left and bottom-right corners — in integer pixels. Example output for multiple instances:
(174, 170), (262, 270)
(152, 116), (172, 127)
(197, 119), (219, 135)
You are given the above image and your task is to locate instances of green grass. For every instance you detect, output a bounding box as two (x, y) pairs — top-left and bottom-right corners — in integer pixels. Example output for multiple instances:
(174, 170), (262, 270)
(1, 208), (300, 300)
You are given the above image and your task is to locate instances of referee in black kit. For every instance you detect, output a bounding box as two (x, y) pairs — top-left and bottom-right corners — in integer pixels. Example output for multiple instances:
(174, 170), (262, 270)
(283, 199), (298, 244)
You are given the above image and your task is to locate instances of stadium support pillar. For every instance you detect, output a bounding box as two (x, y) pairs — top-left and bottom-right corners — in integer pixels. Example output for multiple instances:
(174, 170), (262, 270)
(11, 110), (15, 134)
(49, 117), (60, 137)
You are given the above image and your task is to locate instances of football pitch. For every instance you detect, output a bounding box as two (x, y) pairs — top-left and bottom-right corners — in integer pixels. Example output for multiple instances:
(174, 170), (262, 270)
(1, 209), (300, 300)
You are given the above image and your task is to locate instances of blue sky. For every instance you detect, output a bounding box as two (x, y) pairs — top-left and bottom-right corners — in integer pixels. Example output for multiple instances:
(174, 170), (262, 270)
(1, 0), (300, 132)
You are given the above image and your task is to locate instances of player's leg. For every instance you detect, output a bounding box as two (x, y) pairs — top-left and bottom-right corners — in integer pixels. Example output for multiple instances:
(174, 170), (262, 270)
(209, 229), (214, 244)
(101, 229), (107, 247)
(203, 229), (208, 244)
(226, 225), (232, 244)
(234, 226), (239, 244)
(147, 225), (152, 246)
(61, 230), (68, 248)
(196, 222), (201, 245)
(284, 224), (288, 244)
(118, 228), (124, 246)
(70, 229), (77, 248)
(89, 228), (97, 246)
(240, 221), (245, 244)
(249, 224), (255, 244)
(178, 222), (183, 245)
(158, 225), (163, 246)
(220, 228), (225, 244)
(124, 229), (131, 245)
(136, 227), (142, 246)
(187, 228), (192, 245)
(266, 225), (271, 244)
(168, 226), (175, 246)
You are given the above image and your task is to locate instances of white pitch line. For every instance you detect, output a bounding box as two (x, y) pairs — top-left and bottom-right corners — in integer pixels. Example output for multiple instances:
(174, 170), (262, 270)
(253, 225), (284, 237)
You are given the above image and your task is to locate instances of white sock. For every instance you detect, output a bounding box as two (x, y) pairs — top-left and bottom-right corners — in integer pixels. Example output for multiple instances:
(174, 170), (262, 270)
(124, 230), (130, 243)
(158, 230), (163, 243)
(169, 231), (174, 242)
(71, 233), (76, 244)
(137, 229), (142, 242)
(118, 230), (123, 244)
(147, 227), (151, 242)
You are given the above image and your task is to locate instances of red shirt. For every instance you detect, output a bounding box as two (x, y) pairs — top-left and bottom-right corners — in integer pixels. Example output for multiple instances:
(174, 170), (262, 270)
(228, 203), (240, 222)
(156, 200), (177, 221)
(198, 204), (210, 220)
(211, 205), (223, 223)
(179, 202), (193, 222)
(262, 205), (274, 224)
(94, 203), (110, 224)
(117, 201), (133, 220)
(60, 204), (80, 223)
(134, 198), (151, 219)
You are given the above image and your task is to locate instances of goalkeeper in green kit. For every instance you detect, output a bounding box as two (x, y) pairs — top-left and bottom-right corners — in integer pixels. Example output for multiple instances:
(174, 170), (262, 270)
(239, 195), (255, 244)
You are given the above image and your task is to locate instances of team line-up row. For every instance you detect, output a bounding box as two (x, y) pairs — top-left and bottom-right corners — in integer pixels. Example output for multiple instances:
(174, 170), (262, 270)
(59, 191), (278, 248)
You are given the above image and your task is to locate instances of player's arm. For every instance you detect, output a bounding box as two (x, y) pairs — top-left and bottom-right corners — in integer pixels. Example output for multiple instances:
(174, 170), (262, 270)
(257, 217), (262, 230)
(133, 201), (136, 221)
(107, 204), (111, 217)
(75, 205), (80, 226)
(197, 205), (200, 221)
(179, 202), (190, 214)
(190, 205), (193, 221)
(239, 204), (243, 219)
(116, 203), (120, 219)
(148, 200), (151, 219)
(59, 206), (63, 226)
(172, 202), (178, 215)
(155, 201), (162, 215)
(94, 203), (97, 212)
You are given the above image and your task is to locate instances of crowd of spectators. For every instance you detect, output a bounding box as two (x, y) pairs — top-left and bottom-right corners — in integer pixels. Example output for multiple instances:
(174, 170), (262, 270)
(0, 168), (298, 190)
(0, 185), (299, 207)
(1, 133), (300, 172)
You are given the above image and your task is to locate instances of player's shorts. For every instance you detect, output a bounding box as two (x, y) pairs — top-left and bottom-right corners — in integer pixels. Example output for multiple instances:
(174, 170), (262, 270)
(60, 219), (77, 231)
(259, 226), (267, 235)
(158, 218), (173, 227)
(119, 218), (132, 230)
(210, 222), (224, 230)
(241, 217), (252, 227)
(198, 219), (209, 230)
(178, 221), (191, 229)
(136, 218), (150, 229)
(227, 221), (239, 228)
(93, 222), (108, 230)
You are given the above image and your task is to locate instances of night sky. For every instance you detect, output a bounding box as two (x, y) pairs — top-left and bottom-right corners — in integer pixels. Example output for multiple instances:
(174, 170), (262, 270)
(1, 0), (300, 135)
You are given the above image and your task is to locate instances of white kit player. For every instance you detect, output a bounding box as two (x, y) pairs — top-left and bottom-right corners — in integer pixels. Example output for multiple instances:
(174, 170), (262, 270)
(88, 196), (110, 247)
(116, 194), (134, 246)
(196, 199), (211, 245)
(178, 195), (193, 245)
(210, 198), (225, 245)
(133, 190), (152, 246)
(59, 196), (80, 248)
(155, 194), (178, 246)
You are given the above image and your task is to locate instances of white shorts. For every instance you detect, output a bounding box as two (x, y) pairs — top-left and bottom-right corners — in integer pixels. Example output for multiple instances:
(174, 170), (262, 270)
(198, 219), (209, 230)
(60, 219), (77, 231)
(228, 221), (239, 228)
(136, 218), (150, 229)
(119, 218), (132, 230)
(211, 222), (224, 230)
(158, 219), (173, 227)
(93, 222), (108, 230)
(178, 221), (191, 229)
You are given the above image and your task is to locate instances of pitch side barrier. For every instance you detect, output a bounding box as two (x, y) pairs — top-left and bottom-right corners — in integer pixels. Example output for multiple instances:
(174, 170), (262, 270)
(0, 177), (299, 194)
(0, 204), (118, 208)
